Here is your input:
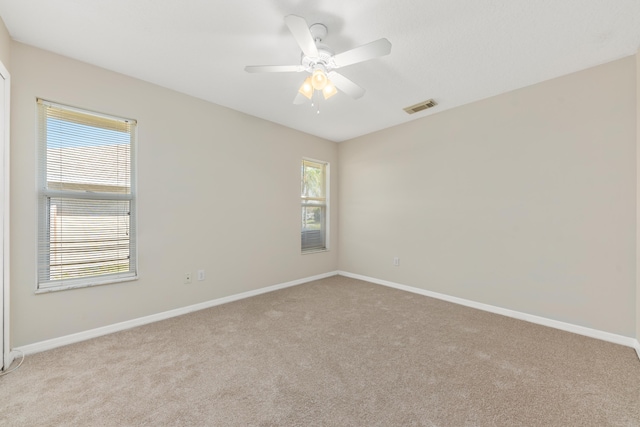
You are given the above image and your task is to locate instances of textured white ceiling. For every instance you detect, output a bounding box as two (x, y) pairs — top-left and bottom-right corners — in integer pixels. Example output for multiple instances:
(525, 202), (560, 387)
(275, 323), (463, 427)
(0, 1), (639, 142)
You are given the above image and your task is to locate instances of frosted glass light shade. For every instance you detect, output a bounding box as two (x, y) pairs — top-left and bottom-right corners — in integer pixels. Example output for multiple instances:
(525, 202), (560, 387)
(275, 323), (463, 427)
(323, 82), (337, 99)
(298, 77), (313, 99)
(311, 69), (328, 90)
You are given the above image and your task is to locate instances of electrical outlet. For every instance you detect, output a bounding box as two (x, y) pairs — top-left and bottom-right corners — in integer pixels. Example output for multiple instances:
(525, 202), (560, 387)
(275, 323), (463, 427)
(184, 272), (192, 284)
(197, 270), (205, 281)
(393, 257), (400, 267)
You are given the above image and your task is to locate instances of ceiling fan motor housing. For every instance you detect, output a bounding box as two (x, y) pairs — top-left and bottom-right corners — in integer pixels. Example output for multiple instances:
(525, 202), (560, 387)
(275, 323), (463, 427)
(302, 49), (335, 70)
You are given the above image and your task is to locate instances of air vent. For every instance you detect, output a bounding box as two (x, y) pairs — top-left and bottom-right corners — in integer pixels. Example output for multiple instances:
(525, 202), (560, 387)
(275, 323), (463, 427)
(403, 99), (437, 114)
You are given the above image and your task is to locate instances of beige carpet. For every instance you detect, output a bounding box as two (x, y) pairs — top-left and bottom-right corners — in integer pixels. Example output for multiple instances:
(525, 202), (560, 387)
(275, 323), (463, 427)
(1, 275), (639, 426)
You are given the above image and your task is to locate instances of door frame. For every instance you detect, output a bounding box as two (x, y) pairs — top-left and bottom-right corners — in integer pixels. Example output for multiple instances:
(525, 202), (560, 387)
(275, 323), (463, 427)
(0, 60), (10, 371)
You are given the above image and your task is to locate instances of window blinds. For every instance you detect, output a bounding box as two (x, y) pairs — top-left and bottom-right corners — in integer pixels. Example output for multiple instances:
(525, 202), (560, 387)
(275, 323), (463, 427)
(37, 99), (137, 290)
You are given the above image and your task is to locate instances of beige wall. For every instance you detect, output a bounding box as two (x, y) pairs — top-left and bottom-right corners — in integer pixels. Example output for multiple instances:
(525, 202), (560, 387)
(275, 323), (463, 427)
(0, 16), (9, 70)
(339, 57), (637, 337)
(10, 42), (338, 347)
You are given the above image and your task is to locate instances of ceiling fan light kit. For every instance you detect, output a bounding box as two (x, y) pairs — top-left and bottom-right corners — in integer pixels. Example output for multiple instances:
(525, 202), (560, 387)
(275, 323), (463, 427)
(245, 14), (392, 109)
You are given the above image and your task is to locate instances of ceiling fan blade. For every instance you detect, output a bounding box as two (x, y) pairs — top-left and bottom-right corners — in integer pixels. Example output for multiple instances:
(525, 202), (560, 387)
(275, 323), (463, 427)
(333, 38), (392, 68)
(245, 65), (303, 73)
(284, 15), (319, 58)
(328, 71), (366, 99)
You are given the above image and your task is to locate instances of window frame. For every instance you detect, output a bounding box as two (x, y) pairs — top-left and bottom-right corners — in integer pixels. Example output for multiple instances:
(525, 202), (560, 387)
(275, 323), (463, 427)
(35, 99), (138, 293)
(301, 157), (330, 254)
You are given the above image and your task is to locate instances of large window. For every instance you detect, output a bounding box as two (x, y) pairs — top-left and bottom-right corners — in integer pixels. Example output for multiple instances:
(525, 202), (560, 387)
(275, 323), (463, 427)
(37, 99), (137, 291)
(301, 159), (328, 252)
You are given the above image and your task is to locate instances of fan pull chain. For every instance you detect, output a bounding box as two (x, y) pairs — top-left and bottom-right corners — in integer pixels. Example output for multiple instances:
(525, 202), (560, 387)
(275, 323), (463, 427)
(311, 90), (320, 114)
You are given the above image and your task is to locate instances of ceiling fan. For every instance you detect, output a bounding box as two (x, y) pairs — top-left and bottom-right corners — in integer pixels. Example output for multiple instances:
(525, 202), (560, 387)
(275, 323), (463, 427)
(245, 15), (392, 105)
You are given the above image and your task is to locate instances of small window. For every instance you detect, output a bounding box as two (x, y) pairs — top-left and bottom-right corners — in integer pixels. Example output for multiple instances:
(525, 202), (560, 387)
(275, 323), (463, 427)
(301, 159), (328, 252)
(36, 99), (137, 291)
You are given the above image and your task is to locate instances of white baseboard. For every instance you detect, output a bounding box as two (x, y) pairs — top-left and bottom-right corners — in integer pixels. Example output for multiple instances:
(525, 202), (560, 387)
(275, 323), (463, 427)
(338, 271), (640, 354)
(15, 271), (339, 356)
(12, 270), (640, 362)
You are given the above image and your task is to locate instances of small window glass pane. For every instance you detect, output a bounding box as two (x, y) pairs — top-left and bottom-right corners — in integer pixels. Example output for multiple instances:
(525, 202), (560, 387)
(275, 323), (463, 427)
(301, 159), (328, 252)
(46, 197), (131, 281)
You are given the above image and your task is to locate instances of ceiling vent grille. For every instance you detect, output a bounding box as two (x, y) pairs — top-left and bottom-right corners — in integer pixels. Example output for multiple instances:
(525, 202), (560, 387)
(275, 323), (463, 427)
(403, 99), (437, 114)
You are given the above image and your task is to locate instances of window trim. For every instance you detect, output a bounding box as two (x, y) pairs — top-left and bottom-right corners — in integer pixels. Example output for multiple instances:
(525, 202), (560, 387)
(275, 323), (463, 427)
(301, 157), (330, 253)
(35, 99), (138, 293)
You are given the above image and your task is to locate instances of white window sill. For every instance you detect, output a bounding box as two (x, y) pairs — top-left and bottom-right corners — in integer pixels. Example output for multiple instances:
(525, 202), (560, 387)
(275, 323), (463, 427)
(35, 275), (139, 294)
(302, 248), (329, 255)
